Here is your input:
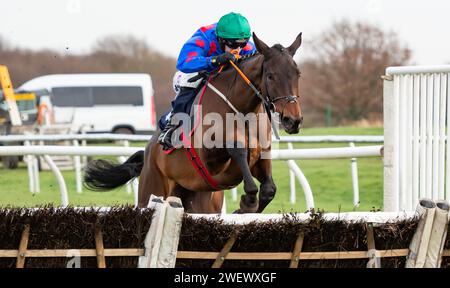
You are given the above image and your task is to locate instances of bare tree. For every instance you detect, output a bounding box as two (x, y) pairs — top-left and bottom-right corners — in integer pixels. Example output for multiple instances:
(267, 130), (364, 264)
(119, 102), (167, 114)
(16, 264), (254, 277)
(301, 20), (411, 125)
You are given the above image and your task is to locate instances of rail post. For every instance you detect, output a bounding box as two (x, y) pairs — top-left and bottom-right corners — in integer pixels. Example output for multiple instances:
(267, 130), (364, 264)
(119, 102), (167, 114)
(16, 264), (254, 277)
(349, 142), (360, 208)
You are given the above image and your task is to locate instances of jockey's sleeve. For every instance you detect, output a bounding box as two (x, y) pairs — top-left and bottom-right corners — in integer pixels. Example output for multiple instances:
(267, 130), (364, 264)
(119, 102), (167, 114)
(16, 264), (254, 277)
(176, 33), (215, 73)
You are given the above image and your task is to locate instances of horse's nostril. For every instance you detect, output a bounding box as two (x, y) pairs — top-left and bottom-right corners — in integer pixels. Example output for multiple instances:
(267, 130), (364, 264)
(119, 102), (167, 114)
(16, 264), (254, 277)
(282, 117), (293, 127)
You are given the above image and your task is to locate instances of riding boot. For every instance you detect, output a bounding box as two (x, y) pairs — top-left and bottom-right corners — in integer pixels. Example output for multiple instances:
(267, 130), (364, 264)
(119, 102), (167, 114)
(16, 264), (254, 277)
(157, 87), (199, 150)
(157, 113), (180, 150)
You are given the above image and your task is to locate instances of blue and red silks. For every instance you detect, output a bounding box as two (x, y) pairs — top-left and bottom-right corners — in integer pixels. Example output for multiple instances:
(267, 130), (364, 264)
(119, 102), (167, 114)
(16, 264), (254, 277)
(176, 23), (256, 73)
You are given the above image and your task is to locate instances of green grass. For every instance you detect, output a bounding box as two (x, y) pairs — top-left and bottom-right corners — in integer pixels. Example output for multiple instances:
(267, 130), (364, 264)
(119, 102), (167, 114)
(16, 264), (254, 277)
(0, 126), (384, 213)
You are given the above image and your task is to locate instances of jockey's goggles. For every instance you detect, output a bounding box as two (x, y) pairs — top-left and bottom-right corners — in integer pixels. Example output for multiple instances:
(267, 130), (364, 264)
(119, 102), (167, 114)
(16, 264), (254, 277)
(218, 37), (249, 49)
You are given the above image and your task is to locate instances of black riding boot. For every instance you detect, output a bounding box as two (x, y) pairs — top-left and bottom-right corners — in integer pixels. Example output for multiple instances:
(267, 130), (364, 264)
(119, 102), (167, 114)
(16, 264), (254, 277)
(157, 114), (180, 150)
(157, 87), (197, 150)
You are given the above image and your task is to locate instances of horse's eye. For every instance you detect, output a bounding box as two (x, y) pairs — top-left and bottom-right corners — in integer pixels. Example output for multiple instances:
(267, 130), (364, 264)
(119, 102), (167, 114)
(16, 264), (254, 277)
(267, 74), (274, 81)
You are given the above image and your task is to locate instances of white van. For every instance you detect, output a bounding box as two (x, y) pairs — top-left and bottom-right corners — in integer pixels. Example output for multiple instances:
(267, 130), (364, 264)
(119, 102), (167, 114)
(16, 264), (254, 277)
(19, 73), (157, 134)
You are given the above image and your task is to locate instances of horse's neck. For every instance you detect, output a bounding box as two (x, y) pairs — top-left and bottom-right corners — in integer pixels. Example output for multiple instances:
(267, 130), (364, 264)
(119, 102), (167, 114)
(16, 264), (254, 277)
(207, 55), (264, 115)
(231, 55), (265, 113)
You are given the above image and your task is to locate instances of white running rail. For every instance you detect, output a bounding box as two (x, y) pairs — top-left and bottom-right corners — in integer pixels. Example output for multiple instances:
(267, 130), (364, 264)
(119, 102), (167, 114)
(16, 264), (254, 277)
(0, 145), (382, 210)
(0, 133), (383, 211)
(0, 134), (383, 143)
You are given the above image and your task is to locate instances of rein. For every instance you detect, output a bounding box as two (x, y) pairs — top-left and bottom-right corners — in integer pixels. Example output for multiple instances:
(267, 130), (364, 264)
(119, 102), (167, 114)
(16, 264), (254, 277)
(230, 51), (301, 137)
(230, 50), (298, 119)
(227, 51), (287, 139)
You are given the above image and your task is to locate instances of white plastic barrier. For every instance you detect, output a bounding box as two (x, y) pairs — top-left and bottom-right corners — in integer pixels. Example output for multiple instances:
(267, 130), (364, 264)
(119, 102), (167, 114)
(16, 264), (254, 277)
(406, 198), (449, 268)
(384, 65), (450, 212)
(139, 195), (184, 268)
(189, 211), (417, 225)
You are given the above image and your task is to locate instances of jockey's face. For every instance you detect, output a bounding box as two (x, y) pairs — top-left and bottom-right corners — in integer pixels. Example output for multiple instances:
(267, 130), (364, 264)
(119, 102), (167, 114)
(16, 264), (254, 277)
(218, 37), (248, 53)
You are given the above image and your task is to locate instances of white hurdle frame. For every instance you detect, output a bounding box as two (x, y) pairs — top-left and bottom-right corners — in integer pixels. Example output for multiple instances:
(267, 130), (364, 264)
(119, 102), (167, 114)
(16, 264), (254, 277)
(384, 65), (450, 212)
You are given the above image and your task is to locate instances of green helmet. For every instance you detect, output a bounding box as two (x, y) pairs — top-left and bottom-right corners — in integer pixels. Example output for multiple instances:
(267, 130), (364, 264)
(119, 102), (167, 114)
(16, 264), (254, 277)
(216, 12), (251, 39)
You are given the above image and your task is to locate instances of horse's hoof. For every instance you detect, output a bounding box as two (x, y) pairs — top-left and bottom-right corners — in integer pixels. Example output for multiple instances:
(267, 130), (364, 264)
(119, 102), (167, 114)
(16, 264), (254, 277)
(233, 209), (243, 214)
(239, 201), (259, 213)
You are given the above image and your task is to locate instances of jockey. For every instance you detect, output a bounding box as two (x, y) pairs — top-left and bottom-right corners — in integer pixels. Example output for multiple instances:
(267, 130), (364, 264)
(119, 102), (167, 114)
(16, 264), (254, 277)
(157, 12), (257, 150)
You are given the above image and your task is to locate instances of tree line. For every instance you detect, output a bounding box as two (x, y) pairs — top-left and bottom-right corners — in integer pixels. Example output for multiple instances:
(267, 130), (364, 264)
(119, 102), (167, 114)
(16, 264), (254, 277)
(0, 20), (411, 126)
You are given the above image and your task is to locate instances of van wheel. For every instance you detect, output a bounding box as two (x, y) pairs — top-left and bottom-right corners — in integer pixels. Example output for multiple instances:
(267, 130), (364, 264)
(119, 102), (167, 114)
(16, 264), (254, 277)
(113, 127), (134, 135)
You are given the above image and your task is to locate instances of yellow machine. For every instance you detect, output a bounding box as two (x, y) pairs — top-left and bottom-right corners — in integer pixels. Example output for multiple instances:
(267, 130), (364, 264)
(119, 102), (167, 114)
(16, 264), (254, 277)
(0, 65), (22, 126)
(0, 66), (39, 126)
(0, 65), (39, 168)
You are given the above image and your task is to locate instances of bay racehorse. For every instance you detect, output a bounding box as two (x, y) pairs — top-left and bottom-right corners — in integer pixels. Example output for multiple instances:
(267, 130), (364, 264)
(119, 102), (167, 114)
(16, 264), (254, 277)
(84, 32), (303, 213)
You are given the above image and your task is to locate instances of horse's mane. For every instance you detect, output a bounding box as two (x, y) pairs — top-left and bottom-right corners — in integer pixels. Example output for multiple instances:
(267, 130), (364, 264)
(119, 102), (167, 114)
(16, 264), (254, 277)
(237, 51), (260, 63)
(214, 43), (291, 76)
(236, 43), (288, 66)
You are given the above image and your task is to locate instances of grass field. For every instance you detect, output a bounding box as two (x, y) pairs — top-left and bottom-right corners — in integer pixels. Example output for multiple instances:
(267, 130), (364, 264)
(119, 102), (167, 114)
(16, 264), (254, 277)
(0, 126), (384, 213)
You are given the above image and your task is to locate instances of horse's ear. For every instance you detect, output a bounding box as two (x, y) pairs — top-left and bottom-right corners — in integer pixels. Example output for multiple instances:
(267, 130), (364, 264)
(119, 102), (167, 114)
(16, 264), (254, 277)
(252, 32), (270, 56)
(287, 32), (302, 57)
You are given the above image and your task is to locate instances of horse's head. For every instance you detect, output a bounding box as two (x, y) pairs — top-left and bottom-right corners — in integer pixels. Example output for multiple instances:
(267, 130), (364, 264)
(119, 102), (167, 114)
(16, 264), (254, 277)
(253, 32), (303, 134)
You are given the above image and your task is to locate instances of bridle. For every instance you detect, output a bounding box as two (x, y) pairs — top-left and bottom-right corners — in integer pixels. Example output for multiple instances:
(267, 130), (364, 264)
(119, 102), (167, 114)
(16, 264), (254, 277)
(202, 50), (300, 138)
(263, 68), (298, 119)
(236, 53), (298, 120)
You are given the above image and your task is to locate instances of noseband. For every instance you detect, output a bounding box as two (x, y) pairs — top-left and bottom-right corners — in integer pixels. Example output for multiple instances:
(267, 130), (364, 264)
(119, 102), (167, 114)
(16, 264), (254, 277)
(262, 63), (299, 119)
(269, 94), (299, 119)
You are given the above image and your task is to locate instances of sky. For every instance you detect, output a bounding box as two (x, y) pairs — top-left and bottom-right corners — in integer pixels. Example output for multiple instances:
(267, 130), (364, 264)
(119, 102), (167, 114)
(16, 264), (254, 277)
(1, 0), (449, 65)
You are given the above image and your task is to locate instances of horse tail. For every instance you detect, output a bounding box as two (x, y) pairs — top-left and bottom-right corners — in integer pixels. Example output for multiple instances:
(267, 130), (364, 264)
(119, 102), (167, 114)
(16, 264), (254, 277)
(84, 150), (144, 191)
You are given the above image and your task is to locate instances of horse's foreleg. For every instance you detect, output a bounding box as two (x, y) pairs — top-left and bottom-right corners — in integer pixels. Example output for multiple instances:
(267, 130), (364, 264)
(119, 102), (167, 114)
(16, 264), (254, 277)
(251, 158), (277, 213)
(227, 145), (259, 213)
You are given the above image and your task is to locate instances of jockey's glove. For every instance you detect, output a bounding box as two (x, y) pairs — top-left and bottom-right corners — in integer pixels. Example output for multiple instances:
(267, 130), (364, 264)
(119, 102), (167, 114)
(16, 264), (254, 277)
(210, 52), (236, 67)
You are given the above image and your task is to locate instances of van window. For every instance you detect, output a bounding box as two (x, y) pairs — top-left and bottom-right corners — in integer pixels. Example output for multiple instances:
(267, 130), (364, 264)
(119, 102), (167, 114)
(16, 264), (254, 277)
(93, 87), (143, 106)
(52, 87), (93, 107)
(51, 86), (143, 107)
